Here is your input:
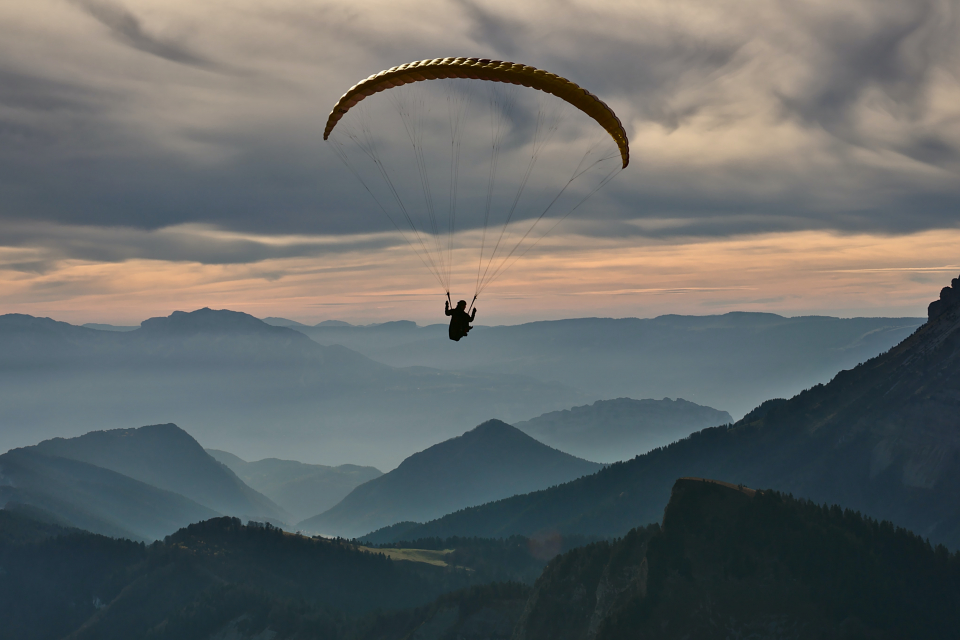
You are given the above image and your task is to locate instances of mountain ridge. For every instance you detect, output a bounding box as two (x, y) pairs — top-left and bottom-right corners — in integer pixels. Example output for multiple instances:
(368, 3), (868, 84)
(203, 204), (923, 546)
(0, 308), (584, 468)
(298, 419), (602, 538)
(206, 449), (382, 522)
(514, 397), (732, 462)
(365, 275), (960, 548)
(0, 447), (217, 541)
(29, 423), (286, 522)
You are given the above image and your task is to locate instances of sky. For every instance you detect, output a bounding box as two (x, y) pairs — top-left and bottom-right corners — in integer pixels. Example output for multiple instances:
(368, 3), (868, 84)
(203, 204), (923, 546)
(1, 0), (958, 326)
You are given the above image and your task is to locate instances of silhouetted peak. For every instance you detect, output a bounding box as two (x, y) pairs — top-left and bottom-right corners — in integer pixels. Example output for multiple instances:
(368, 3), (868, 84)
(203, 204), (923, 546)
(34, 423), (201, 455)
(928, 274), (960, 321)
(0, 313), (84, 332)
(139, 308), (293, 336)
(261, 317), (310, 328)
(365, 320), (417, 329)
(315, 319), (352, 327)
(465, 419), (520, 439)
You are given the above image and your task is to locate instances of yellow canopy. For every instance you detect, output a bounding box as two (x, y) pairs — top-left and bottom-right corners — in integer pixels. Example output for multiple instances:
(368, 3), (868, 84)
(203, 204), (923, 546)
(323, 57), (630, 169)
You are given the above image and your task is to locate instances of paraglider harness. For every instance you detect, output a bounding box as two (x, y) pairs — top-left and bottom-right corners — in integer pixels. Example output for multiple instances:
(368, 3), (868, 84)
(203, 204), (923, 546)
(445, 292), (476, 342)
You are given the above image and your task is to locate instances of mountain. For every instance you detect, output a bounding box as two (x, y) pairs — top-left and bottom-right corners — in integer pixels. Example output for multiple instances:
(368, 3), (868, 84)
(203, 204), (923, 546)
(0, 308), (582, 469)
(0, 448), (216, 540)
(299, 313), (921, 418)
(10, 481), (957, 640)
(261, 316), (312, 328)
(0, 516), (479, 640)
(369, 276), (960, 548)
(206, 449), (382, 522)
(0, 511), (573, 640)
(81, 323), (138, 331)
(297, 420), (602, 538)
(28, 424), (286, 522)
(513, 478), (960, 640)
(514, 397), (732, 462)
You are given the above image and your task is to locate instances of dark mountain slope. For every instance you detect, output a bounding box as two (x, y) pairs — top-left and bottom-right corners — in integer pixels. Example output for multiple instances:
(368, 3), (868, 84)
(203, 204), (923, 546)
(0, 308), (582, 469)
(514, 397), (731, 462)
(206, 449), (382, 521)
(0, 448), (216, 541)
(30, 424), (286, 522)
(302, 313), (922, 418)
(378, 276), (960, 548)
(0, 515), (494, 640)
(298, 420), (602, 538)
(514, 478), (960, 640)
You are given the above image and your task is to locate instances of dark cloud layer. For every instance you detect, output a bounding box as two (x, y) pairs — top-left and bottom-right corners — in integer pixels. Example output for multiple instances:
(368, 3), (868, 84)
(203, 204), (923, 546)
(0, 0), (958, 268)
(71, 0), (215, 69)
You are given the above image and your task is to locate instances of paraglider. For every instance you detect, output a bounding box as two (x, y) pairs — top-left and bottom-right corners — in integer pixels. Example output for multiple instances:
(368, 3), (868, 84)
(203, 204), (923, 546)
(445, 297), (477, 341)
(324, 57), (629, 341)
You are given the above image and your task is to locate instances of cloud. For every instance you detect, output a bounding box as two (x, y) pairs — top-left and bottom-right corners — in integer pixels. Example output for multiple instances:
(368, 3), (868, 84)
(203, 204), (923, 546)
(0, 0), (958, 270)
(0, 221), (404, 273)
(70, 0), (217, 69)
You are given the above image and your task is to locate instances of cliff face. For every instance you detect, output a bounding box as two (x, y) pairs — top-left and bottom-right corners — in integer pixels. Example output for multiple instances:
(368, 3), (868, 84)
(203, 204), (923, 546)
(929, 276), (960, 321)
(513, 478), (960, 640)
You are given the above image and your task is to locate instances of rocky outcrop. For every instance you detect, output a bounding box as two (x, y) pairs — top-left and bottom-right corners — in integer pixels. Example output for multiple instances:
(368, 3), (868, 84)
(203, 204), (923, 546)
(928, 275), (960, 321)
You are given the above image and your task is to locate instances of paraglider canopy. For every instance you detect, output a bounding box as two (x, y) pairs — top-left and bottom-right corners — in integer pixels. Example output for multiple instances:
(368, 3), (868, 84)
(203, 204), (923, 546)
(324, 57), (629, 169)
(324, 57), (629, 303)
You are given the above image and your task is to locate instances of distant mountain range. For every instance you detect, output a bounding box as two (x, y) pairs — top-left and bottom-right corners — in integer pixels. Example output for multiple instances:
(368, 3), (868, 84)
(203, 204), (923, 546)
(290, 312), (922, 419)
(0, 447), (217, 541)
(29, 424), (286, 522)
(0, 308), (582, 468)
(514, 397), (731, 462)
(207, 449), (381, 522)
(366, 275), (960, 549)
(0, 423), (294, 540)
(298, 420), (602, 539)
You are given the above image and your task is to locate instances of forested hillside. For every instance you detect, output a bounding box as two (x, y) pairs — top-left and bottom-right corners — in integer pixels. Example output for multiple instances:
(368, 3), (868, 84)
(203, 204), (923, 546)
(514, 478), (960, 639)
(377, 285), (960, 548)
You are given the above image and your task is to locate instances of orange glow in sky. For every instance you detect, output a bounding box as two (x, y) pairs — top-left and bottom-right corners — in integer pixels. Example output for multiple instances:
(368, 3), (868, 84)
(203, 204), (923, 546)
(1, 228), (954, 326)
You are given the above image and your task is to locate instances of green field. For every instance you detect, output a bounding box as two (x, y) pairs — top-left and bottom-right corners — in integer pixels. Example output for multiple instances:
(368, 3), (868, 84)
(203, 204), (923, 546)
(358, 546), (454, 567)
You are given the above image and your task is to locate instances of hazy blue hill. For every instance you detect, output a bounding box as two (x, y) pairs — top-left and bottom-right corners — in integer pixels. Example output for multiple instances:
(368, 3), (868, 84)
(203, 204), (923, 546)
(206, 449), (382, 522)
(30, 424), (286, 523)
(298, 420), (602, 538)
(0, 308), (583, 469)
(81, 323), (139, 331)
(261, 316), (312, 328)
(375, 277), (960, 548)
(514, 397), (732, 462)
(0, 448), (216, 541)
(303, 313), (921, 418)
(514, 478), (960, 640)
(297, 318), (446, 353)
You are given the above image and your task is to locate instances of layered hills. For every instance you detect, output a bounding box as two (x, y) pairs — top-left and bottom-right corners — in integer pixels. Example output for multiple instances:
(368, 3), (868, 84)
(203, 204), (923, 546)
(7, 479), (958, 639)
(0, 308), (581, 468)
(297, 312), (921, 418)
(371, 275), (960, 548)
(298, 420), (602, 538)
(514, 397), (731, 462)
(30, 424), (286, 522)
(0, 516), (475, 640)
(207, 449), (381, 522)
(0, 447), (216, 541)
